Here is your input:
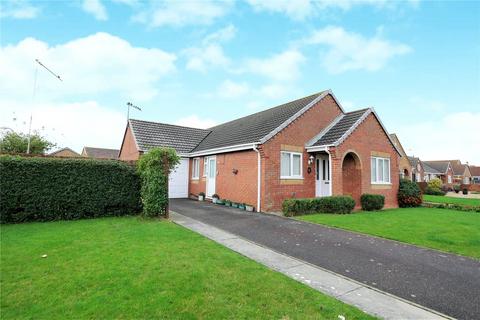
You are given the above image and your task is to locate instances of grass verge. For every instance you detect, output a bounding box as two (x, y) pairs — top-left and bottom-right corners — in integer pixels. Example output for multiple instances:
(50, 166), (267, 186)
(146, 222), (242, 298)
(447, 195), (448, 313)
(423, 194), (480, 206)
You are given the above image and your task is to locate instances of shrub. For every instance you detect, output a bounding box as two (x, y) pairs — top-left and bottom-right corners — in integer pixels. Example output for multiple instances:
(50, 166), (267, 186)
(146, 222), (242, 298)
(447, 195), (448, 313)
(360, 194), (385, 211)
(137, 147), (180, 218)
(0, 155), (141, 223)
(454, 184), (461, 193)
(428, 178), (442, 190)
(282, 196), (355, 217)
(397, 179), (422, 207)
(424, 186), (446, 196)
(462, 188), (468, 195)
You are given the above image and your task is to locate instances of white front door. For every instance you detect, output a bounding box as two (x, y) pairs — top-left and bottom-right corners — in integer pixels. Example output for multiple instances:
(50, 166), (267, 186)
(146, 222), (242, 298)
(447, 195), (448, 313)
(206, 156), (216, 197)
(315, 154), (331, 197)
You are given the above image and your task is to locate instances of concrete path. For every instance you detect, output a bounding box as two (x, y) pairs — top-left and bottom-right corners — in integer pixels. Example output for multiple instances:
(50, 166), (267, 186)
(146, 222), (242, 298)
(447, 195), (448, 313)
(170, 199), (480, 320)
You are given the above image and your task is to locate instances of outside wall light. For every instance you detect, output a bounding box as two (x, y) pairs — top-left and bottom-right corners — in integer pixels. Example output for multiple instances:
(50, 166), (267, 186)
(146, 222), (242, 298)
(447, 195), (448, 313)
(308, 155), (315, 165)
(232, 168), (238, 175)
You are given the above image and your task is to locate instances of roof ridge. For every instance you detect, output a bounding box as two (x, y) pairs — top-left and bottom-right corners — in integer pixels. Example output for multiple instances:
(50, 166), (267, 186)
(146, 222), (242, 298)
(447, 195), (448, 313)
(84, 146), (119, 150)
(130, 118), (211, 132)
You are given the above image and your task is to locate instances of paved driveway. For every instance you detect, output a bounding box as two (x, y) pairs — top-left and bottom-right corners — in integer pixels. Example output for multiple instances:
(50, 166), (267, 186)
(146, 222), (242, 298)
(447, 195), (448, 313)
(170, 199), (480, 320)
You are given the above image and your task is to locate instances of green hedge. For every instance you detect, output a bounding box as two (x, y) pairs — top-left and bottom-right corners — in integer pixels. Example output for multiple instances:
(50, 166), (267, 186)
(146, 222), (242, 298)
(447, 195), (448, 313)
(0, 155), (141, 223)
(282, 196), (355, 217)
(360, 194), (385, 211)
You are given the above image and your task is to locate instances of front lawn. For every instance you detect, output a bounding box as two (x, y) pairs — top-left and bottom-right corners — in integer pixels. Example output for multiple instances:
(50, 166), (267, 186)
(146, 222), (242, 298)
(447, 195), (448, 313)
(423, 194), (480, 206)
(0, 217), (372, 320)
(298, 207), (480, 259)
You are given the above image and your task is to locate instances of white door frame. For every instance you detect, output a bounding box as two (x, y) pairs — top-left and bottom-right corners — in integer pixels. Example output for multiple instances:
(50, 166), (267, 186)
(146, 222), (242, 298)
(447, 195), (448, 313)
(315, 153), (331, 197)
(206, 156), (216, 198)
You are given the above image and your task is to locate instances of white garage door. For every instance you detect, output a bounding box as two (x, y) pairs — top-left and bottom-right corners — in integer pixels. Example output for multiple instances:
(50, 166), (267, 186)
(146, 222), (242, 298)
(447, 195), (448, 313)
(169, 158), (189, 198)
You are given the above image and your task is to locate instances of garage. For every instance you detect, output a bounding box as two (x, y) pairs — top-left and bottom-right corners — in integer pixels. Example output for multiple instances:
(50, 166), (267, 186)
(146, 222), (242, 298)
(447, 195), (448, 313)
(169, 158), (189, 198)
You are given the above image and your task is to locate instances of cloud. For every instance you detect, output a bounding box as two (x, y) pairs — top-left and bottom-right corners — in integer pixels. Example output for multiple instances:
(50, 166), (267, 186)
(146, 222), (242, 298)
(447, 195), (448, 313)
(245, 49), (305, 82)
(174, 115), (217, 129)
(0, 0), (39, 19)
(0, 32), (176, 102)
(133, 0), (233, 28)
(0, 100), (126, 153)
(82, 0), (108, 21)
(217, 79), (249, 98)
(203, 24), (237, 44)
(395, 112), (480, 164)
(304, 26), (411, 73)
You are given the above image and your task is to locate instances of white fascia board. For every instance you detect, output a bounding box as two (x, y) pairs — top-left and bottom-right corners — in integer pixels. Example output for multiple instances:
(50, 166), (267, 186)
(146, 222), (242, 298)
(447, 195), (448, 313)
(187, 143), (257, 157)
(305, 114), (344, 147)
(305, 145), (330, 152)
(259, 90), (333, 144)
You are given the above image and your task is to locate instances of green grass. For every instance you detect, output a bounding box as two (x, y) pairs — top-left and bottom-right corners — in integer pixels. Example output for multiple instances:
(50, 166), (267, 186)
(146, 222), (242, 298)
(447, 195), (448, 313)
(0, 217), (373, 320)
(423, 194), (480, 206)
(298, 207), (480, 259)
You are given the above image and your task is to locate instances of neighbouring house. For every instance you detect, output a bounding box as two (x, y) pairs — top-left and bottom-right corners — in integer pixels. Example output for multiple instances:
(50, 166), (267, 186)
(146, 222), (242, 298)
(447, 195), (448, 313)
(470, 166), (480, 184)
(390, 133), (412, 180)
(408, 156), (424, 182)
(82, 147), (119, 159)
(119, 90), (401, 212)
(448, 160), (472, 184)
(48, 147), (81, 158)
(422, 160), (454, 187)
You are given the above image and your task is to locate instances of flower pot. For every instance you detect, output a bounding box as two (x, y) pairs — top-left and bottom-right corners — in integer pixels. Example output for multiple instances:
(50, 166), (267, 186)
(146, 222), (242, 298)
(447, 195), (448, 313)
(225, 202), (231, 207)
(231, 203), (238, 208)
(238, 204), (246, 210)
(198, 195), (205, 201)
(212, 198), (218, 204)
(245, 205), (254, 212)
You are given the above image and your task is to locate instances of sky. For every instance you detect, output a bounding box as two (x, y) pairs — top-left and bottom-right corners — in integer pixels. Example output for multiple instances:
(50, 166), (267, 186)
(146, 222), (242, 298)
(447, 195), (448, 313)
(0, 0), (479, 163)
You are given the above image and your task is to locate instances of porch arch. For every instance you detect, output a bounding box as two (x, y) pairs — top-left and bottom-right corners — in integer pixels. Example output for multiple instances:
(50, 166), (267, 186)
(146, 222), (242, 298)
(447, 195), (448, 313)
(342, 151), (362, 205)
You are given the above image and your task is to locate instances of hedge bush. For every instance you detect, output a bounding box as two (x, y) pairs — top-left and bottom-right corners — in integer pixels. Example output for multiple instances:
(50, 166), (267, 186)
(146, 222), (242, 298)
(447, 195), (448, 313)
(360, 194), (385, 211)
(282, 196), (355, 217)
(424, 186), (445, 196)
(397, 178), (422, 207)
(0, 155), (141, 223)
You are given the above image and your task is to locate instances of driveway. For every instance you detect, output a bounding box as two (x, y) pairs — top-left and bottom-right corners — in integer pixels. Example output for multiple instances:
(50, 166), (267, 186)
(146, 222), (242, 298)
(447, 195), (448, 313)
(170, 199), (480, 320)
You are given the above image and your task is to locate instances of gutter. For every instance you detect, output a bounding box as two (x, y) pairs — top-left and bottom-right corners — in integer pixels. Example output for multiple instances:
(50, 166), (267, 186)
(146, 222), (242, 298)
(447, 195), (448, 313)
(253, 144), (261, 213)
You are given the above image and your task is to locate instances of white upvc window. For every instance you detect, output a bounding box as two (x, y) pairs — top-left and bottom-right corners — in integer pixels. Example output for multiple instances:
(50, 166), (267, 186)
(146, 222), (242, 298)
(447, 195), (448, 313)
(280, 151), (303, 179)
(448, 175), (452, 183)
(192, 158), (200, 179)
(371, 157), (391, 184)
(203, 157), (208, 177)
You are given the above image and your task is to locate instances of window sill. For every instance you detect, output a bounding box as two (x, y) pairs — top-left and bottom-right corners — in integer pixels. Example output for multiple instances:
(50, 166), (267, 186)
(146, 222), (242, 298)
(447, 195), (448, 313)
(191, 177), (200, 181)
(280, 177), (304, 180)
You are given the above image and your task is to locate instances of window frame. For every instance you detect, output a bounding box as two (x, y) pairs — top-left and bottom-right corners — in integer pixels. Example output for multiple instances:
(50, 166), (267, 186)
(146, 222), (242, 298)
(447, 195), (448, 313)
(371, 156), (391, 184)
(192, 158), (200, 180)
(203, 157), (208, 177)
(280, 151), (303, 179)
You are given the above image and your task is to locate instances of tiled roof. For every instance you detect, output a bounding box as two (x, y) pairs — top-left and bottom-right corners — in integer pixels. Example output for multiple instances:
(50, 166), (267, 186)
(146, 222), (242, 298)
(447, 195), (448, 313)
(423, 161), (450, 174)
(49, 147), (80, 157)
(83, 147), (120, 159)
(310, 108), (369, 146)
(469, 165), (480, 176)
(407, 156), (420, 168)
(192, 91), (328, 152)
(422, 162), (441, 174)
(129, 119), (210, 154)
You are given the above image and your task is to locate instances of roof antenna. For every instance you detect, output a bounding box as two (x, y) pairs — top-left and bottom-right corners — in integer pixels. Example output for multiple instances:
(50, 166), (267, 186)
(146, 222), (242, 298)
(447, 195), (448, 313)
(126, 102), (142, 120)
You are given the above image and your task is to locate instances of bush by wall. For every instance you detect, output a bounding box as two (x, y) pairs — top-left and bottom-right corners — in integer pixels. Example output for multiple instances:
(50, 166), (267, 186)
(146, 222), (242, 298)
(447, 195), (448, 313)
(428, 178), (442, 190)
(0, 155), (141, 223)
(360, 194), (385, 211)
(398, 178), (422, 207)
(282, 196), (355, 217)
(424, 186), (446, 196)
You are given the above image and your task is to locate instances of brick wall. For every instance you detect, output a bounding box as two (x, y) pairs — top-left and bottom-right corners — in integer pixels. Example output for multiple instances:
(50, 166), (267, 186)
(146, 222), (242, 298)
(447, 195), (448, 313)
(119, 126), (141, 161)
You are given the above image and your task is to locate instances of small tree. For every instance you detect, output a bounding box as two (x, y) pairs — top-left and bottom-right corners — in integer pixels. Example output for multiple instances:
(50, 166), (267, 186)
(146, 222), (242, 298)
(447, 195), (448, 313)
(0, 131), (55, 154)
(137, 147), (180, 218)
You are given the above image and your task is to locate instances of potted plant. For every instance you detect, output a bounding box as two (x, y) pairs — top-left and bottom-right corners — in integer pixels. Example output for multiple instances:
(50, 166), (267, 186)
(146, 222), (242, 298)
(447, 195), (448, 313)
(238, 203), (246, 210)
(231, 202), (238, 208)
(453, 184), (460, 193)
(224, 199), (232, 207)
(462, 188), (468, 195)
(245, 204), (254, 212)
(216, 198), (225, 205)
(198, 192), (205, 201)
(212, 194), (219, 204)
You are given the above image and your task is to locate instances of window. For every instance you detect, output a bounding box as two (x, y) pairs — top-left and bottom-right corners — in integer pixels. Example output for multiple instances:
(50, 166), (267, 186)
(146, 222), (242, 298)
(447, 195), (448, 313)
(280, 151), (303, 179)
(203, 157), (208, 177)
(371, 157), (390, 184)
(192, 158), (200, 179)
(448, 175), (452, 183)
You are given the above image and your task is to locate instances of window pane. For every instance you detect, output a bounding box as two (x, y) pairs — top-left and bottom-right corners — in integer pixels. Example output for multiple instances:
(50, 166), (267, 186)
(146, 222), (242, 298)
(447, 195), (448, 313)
(378, 159), (384, 182)
(209, 159), (215, 178)
(322, 159), (326, 180)
(384, 159), (390, 183)
(292, 154), (301, 176)
(281, 153), (291, 177)
(371, 158), (376, 182)
(203, 158), (208, 176)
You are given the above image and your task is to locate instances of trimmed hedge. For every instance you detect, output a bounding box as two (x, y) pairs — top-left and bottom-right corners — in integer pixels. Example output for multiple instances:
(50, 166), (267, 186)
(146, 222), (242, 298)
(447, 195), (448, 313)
(0, 155), (141, 223)
(360, 194), (385, 211)
(424, 186), (445, 196)
(398, 178), (422, 207)
(282, 196), (355, 217)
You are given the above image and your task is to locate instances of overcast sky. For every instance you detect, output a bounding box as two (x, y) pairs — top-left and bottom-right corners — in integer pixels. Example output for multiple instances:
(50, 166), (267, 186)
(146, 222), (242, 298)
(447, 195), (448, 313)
(1, 0), (479, 163)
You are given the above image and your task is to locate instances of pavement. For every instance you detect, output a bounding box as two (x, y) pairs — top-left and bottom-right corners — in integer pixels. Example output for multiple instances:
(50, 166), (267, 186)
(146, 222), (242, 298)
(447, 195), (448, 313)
(170, 198), (480, 320)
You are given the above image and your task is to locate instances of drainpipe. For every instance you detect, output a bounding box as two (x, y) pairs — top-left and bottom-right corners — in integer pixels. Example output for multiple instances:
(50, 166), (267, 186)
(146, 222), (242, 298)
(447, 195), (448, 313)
(253, 145), (261, 212)
(326, 149), (333, 196)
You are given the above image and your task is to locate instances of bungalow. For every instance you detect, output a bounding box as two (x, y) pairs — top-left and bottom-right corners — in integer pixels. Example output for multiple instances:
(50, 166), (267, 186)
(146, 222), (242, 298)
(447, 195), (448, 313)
(48, 147), (81, 158)
(408, 156), (424, 182)
(422, 160), (454, 187)
(119, 90), (401, 212)
(389, 133), (412, 180)
(470, 166), (480, 184)
(448, 160), (472, 184)
(82, 147), (119, 159)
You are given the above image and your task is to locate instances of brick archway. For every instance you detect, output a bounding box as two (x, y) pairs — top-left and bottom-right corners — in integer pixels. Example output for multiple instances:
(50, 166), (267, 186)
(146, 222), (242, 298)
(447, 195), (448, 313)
(342, 152), (362, 206)
(403, 168), (409, 179)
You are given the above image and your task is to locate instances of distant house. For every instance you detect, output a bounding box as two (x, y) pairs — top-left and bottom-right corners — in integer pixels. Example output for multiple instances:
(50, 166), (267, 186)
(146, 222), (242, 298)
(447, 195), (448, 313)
(422, 162), (442, 182)
(408, 156), (424, 182)
(48, 147), (81, 158)
(81, 147), (119, 159)
(422, 161), (454, 186)
(449, 160), (472, 184)
(470, 166), (480, 184)
(389, 133), (412, 180)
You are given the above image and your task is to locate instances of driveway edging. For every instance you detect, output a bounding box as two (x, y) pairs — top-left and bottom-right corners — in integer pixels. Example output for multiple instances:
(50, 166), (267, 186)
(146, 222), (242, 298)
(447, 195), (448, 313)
(170, 210), (451, 320)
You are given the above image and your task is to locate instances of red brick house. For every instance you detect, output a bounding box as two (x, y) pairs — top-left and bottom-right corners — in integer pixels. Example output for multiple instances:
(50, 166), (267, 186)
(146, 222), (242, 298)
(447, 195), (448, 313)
(119, 90), (401, 212)
(422, 161), (454, 187)
(408, 156), (424, 182)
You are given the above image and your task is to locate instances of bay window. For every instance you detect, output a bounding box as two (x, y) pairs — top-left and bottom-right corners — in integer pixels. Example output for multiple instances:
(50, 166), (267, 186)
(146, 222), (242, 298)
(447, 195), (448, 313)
(371, 156), (390, 184)
(281, 151), (302, 179)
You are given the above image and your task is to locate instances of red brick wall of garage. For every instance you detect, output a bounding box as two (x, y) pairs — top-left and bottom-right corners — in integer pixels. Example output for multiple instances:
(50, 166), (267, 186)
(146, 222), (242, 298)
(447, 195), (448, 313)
(329, 113), (400, 209)
(119, 126), (141, 161)
(260, 94), (343, 212)
(188, 157), (206, 198)
(188, 151), (258, 208)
